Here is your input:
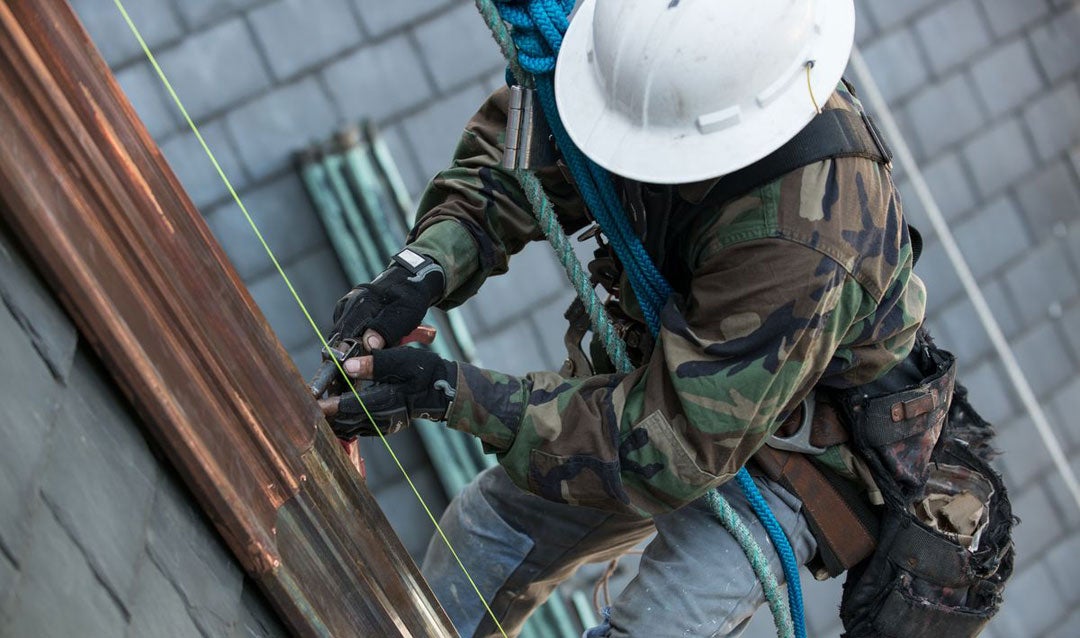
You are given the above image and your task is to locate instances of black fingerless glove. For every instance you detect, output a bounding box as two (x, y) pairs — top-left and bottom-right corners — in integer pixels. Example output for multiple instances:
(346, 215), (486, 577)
(330, 347), (458, 439)
(330, 248), (445, 346)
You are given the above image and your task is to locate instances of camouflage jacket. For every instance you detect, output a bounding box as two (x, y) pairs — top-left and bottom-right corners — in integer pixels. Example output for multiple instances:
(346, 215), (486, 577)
(406, 84), (926, 517)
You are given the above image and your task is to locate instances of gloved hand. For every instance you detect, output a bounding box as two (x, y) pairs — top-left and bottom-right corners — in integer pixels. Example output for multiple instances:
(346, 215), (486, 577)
(319, 347), (458, 439)
(330, 248), (445, 351)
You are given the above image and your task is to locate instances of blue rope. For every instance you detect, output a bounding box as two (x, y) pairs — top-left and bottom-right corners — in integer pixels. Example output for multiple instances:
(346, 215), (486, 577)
(477, 2), (809, 637)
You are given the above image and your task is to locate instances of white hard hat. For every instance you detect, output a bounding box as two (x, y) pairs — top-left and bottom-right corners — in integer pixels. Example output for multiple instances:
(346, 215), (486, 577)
(554, 0), (856, 184)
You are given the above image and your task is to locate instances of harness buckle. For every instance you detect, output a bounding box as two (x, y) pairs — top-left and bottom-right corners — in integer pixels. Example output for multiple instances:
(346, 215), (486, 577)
(766, 394), (826, 455)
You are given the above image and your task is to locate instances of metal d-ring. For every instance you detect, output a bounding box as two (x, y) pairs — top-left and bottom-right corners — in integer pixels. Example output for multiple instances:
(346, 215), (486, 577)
(766, 393), (825, 455)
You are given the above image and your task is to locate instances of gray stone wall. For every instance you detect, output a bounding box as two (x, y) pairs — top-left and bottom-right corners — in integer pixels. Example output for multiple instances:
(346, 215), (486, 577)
(64, 0), (1080, 635)
(0, 222), (288, 637)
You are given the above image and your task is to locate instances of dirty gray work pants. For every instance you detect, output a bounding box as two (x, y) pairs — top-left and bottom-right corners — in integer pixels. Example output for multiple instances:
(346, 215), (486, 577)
(421, 465), (816, 638)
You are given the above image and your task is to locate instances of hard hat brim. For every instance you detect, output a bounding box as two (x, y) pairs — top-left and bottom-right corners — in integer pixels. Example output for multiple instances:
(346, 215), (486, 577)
(555, 0), (857, 185)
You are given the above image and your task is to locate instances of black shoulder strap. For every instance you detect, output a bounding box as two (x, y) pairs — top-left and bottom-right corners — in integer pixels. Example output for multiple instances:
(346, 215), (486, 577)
(702, 108), (893, 210)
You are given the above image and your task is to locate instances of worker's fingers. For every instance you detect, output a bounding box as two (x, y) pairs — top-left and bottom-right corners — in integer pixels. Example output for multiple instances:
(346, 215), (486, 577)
(318, 396), (339, 417)
(361, 328), (385, 351)
(343, 355), (374, 379)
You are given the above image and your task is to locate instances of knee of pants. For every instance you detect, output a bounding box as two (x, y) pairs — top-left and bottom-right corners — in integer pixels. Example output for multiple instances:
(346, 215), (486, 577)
(421, 473), (534, 638)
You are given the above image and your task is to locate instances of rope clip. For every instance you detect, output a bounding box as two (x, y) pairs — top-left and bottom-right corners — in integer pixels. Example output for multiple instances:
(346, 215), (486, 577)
(502, 85), (556, 170)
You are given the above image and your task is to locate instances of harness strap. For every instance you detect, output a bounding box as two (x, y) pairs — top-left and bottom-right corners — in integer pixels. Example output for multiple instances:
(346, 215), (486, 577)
(705, 108), (892, 208)
(755, 445), (879, 578)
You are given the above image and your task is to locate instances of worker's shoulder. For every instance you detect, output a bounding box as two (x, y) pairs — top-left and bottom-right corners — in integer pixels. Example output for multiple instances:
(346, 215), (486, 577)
(689, 158), (908, 302)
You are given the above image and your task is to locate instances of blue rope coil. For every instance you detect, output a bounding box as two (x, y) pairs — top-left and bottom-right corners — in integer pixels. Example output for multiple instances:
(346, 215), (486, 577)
(479, 2), (807, 637)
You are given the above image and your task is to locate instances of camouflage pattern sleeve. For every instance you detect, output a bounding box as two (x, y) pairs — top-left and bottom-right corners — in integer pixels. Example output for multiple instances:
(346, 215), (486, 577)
(404, 87), (586, 309)
(446, 239), (893, 517)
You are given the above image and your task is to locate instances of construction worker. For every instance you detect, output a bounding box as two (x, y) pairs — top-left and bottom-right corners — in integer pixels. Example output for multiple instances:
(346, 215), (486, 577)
(317, 1), (974, 636)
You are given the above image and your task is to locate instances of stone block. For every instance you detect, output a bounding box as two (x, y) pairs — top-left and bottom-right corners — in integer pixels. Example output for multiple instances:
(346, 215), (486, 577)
(127, 557), (205, 638)
(0, 303), (60, 557)
(115, 61), (179, 140)
(969, 38), (1045, 118)
(1012, 320), (1077, 399)
(861, 29), (931, 104)
(1069, 218), (1080, 269)
(1063, 302), (1080, 363)
(1015, 161), (1080, 237)
(0, 549), (14, 617)
(989, 562), (1068, 636)
(400, 81), (494, 182)
(146, 474), (244, 638)
(204, 173), (329, 281)
(246, 246), (350, 351)
(853, 1), (877, 45)
(70, 0), (183, 67)
(461, 240), (568, 334)
(996, 416), (1052, 488)
(962, 118), (1038, 198)
(1023, 80), (1080, 161)
(936, 278), (1019, 364)
(380, 123), (427, 199)
(1029, 5), (1080, 82)
(860, 0), (937, 31)
(173, 0), (263, 30)
(413, 2), (506, 92)
(903, 74), (987, 157)
(914, 0), (993, 76)
(159, 120), (248, 210)
(1048, 378), (1080, 448)
(1043, 510), (1080, 604)
(351, 0), (453, 37)
(323, 34), (433, 124)
(230, 579), (291, 638)
(40, 350), (160, 602)
(1044, 455), (1080, 531)
(980, 0), (1052, 38)
(156, 18), (272, 122)
(1003, 240), (1080, 324)
(1013, 482), (1066, 559)
(249, 0), (365, 80)
(225, 78), (340, 180)
(372, 467), (449, 560)
(472, 321), (550, 376)
(286, 336), (324, 382)
(1048, 607), (1080, 638)
(0, 229), (78, 381)
(962, 359), (1018, 424)
(923, 152), (978, 221)
(2, 505), (126, 638)
(915, 236), (965, 306)
(954, 196), (1032, 280)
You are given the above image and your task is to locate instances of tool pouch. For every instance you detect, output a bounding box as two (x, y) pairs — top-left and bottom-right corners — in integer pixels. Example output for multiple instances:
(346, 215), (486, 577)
(838, 336), (1015, 638)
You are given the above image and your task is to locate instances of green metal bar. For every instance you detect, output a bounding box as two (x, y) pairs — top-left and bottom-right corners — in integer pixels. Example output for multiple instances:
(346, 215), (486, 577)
(367, 121), (419, 228)
(545, 593), (582, 638)
(322, 153), (385, 277)
(342, 138), (405, 266)
(297, 158), (369, 285)
(571, 590), (600, 630)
